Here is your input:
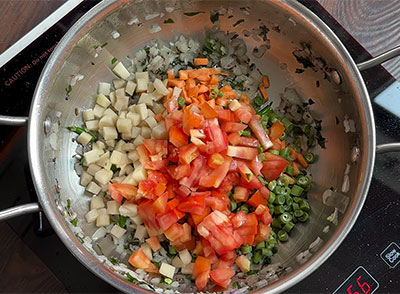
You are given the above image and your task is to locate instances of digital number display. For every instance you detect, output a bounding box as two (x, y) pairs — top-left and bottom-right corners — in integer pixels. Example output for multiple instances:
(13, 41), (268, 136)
(333, 266), (379, 294)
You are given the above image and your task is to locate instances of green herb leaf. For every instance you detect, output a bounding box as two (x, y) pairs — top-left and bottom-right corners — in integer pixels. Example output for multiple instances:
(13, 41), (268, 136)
(101, 42), (108, 48)
(109, 256), (118, 265)
(111, 57), (118, 64)
(233, 19), (245, 27)
(119, 215), (127, 228)
(111, 164), (120, 173)
(65, 85), (72, 95)
(184, 11), (204, 16)
(70, 218), (78, 227)
(67, 199), (71, 209)
(164, 18), (174, 24)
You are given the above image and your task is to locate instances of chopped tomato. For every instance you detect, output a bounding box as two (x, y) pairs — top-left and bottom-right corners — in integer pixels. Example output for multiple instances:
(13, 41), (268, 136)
(164, 223), (184, 241)
(221, 122), (247, 133)
(177, 195), (206, 215)
(192, 206), (211, 225)
(247, 190), (268, 207)
(142, 139), (168, 156)
(216, 109), (234, 121)
(203, 118), (228, 153)
(231, 211), (248, 228)
(239, 175), (263, 189)
(261, 157), (289, 181)
(169, 126), (188, 147)
(238, 136), (259, 147)
(233, 186), (249, 202)
(199, 156), (232, 188)
(228, 132), (241, 145)
(205, 196), (228, 212)
(207, 153), (225, 169)
(108, 183), (138, 204)
(179, 143), (199, 164)
(156, 210), (179, 231)
(180, 155), (206, 188)
(128, 248), (150, 269)
(169, 163), (191, 180)
(145, 236), (161, 251)
(136, 144), (151, 166)
(193, 256), (211, 278)
(226, 145), (258, 160)
(199, 101), (218, 118)
(233, 106), (252, 124)
(144, 159), (168, 170)
(237, 160), (254, 182)
(249, 159), (263, 176)
(196, 270), (210, 291)
(254, 223), (272, 244)
(152, 192), (168, 213)
(269, 120), (285, 141)
(210, 268), (235, 288)
(249, 115), (273, 150)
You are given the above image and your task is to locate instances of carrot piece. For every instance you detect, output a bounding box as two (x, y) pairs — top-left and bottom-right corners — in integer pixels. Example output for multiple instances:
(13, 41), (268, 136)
(198, 84), (209, 93)
(247, 190), (268, 207)
(296, 152), (309, 168)
(220, 85), (232, 92)
(155, 113), (164, 122)
(240, 93), (251, 104)
(186, 78), (196, 90)
(210, 74), (219, 84)
(193, 256), (211, 278)
(223, 91), (238, 99)
(179, 70), (189, 80)
(216, 98), (228, 107)
(194, 58), (209, 66)
(192, 97), (200, 105)
(167, 69), (175, 80)
(169, 79), (185, 88)
(197, 75), (211, 82)
(200, 102), (219, 118)
(210, 68), (221, 74)
(289, 147), (297, 161)
(188, 86), (200, 98)
(291, 162), (300, 176)
(189, 68), (211, 79)
(259, 84), (269, 101)
(198, 94), (206, 104)
(262, 75), (270, 88)
(282, 174), (295, 185)
(207, 99), (215, 108)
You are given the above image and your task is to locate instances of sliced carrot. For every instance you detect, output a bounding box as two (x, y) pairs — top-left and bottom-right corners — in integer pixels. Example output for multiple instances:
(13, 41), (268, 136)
(289, 147), (297, 160)
(197, 75), (211, 82)
(188, 86), (200, 98)
(198, 94), (206, 104)
(167, 69), (175, 80)
(210, 74), (219, 84)
(155, 113), (164, 122)
(259, 84), (269, 101)
(247, 190), (268, 207)
(207, 99), (216, 108)
(240, 93), (251, 104)
(198, 84), (209, 93)
(179, 70), (189, 80)
(223, 91), (238, 99)
(220, 85), (232, 92)
(216, 98), (228, 107)
(186, 78), (196, 89)
(189, 68), (211, 79)
(200, 102), (218, 118)
(194, 58), (209, 66)
(262, 75), (270, 88)
(296, 152), (309, 168)
(210, 68), (221, 74)
(169, 78), (185, 88)
(291, 161), (300, 176)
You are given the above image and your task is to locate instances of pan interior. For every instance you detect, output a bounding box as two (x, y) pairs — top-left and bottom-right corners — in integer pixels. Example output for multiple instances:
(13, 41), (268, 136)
(29, 0), (374, 293)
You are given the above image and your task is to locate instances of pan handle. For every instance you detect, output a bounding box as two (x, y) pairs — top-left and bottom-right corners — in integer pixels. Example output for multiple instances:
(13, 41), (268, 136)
(357, 45), (400, 71)
(376, 143), (400, 154)
(0, 203), (41, 221)
(0, 115), (29, 126)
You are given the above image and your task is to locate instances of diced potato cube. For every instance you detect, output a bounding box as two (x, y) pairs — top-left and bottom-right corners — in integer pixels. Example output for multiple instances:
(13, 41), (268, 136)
(136, 78), (147, 92)
(122, 143), (135, 152)
(110, 150), (125, 165)
(159, 263), (176, 279)
(105, 139), (115, 147)
(179, 249), (192, 265)
(103, 126), (118, 140)
(136, 72), (149, 83)
(113, 79), (126, 89)
(128, 150), (139, 162)
(98, 82), (111, 96)
(120, 164), (133, 176)
(127, 111), (141, 127)
(131, 126), (141, 138)
(85, 209), (99, 223)
(110, 225), (126, 239)
(147, 109), (155, 117)
(151, 90), (164, 102)
(115, 88), (125, 100)
(152, 122), (167, 139)
(106, 200), (120, 215)
(96, 213), (110, 227)
(131, 215), (143, 225)
(172, 87), (182, 99)
(172, 256), (184, 268)
(113, 62), (130, 80)
(95, 168), (113, 185)
(93, 104), (105, 118)
(85, 120), (99, 131)
(80, 171), (93, 187)
(132, 161), (141, 169)
(96, 141), (105, 150)
(119, 202), (138, 218)
(104, 108), (118, 123)
(125, 80), (137, 96)
(96, 151), (109, 167)
(83, 109), (95, 121)
(138, 93), (154, 107)
(141, 243), (152, 260)
(121, 133), (131, 140)
(109, 91), (116, 105)
(122, 172), (138, 186)
(147, 82), (155, 93)
(84, 150), (100, 165)
(117, 118), (132, 134)
(181, 263), (194, 274)
(77, 132), (92, 146)
(99, 116), (114, 129)
(131, 164), (147, 182)
(134, 224), (148, 241)
(97, 208), (107, 215)
(145, 116), (157, 128)
(152, 103), (165, 115)
(133, 134), (143, 146)
(87, 164), (102, 176)
(114, 140), (126, 152)
(141, 127), (151, 139)
(153, 78), (169, 95)
(114, 95), (129, 112)
(86, 181), (101, 194)
(229, 99), (241, 111)
(90, 195), (105, 210)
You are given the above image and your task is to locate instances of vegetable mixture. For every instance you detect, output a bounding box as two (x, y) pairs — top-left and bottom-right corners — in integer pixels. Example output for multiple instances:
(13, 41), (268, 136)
(69, 35), (318, 292)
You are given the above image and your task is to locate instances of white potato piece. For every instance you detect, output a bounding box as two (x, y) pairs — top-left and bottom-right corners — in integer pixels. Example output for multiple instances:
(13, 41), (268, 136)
(96, 151), (110, 167)
(96, 141), (106, 150)
(80, 171), (93, 187)
(145, 116), (157, 128)
(135, 78), (147, 92)
(131, 164), (147, 183)
(104, 108), (118, 122)
(134, 224), (148, 241)
(85, 120), (99, 131)
(85, 209), (99, 223)
(83, 109), (95, 121)
(90, 195), (105, 210)
(98, 82), (111, 96)
(133, 135), (144, 146)
(105, 139), (115, 148)
(110, 150), (126, 165)
(141, 243), (152, 260)
(172, 256), (184, 268)
(95, 168), (113, 185)
(114, 140), (126, 152)
(172, 87), (182, 99)
(122, 143), (135, 152)
(113, 62), (130, 80)
(181, 263), (194, 275)
(97, 208), (107, 215)
(128, 150), (139, 162)
(86, 181), (101, 194)
(103, 126), (118, 140)
(159, 263), (175, 279)
(96, 213), (110, 227)
(99, 116), (114, 129)
(93, 104), (105, 118)
(121, 172), (138, 186)
(106, 200), (120, 215)
(127, 111), (141, 127)
(114, 95), (129, 112)
(229, 99), (241, 111)
(113, 79), (126, 89)
(110, 225), (126, 239)
(152, 122), (167, 139)
(179, 249), (192, 265)
(153, 78), (169, 95)
(135, 103), (148, 121)
(138, 93), (154, 107)
(84, 150), (100, 165)
(109, 91), (116, 105)
(117, 118), (132, 134)
(152, 103), (165, 115)
(87, 164), (102, 176)
(77, 132), (92, 146)
(131, 126), (141, 138)
(131, 215), (143, 225)
(119, 202), (138, 218)
(125, 80), (137, 96)
(141, 127), (151, 139)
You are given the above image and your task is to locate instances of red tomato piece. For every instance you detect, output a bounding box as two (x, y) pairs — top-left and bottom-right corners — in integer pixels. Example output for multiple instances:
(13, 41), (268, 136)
(205, 196), (228, 212)
(156, 210), (179, 231)
(239, 176), (264, 189)
(142, 139), (168, 156)
(179, 143), (199, 164)
(180, 155), (206, 188)
(231, 211), (248, 228)
(228, 132), (241, 145)
(199, 101), (218, 119)
(165, 97), (179, 113)
(108, 183), (138, 204)
(171, 164), (191, 180)
(249, 159), (263, 176)
(207, 153), (225, 169)
(136, 144), (151, 166)
(193, 256), (211, 278)
(216, 109), (234, 121)
(199, 156), (232, 188)
(183, 109), (204, 135)
(221, 122), (247, 133)
(192, 206), (211, 225)
(195, 270), (210, 291)
(164, 117), (180, 131)
(177, 195), (206, 215)
(144, 263), (159, 273)
(247, 190), (268, 207)
(260, 186), (271, 200)
(128, 249), (150, 269)
(254, 223), (272, 244)
(169, 126), (189, 148)
(164, 223), (184, 241)
(239, 136), (259, 147)
(226, 145), (258, 160)
(144, 159), (168, 170)
(234, 107), (252, 124)
(261, 158), (289, 181)
(139, 179), (157, 199)
(269, 120), (285, 141)
(152, 192), (168, 213)
(145, 236), (161, 251)
(210, 268), (235, 288)
(237, 160), (254, 182)
(147, 171), (168, 185)
(249, 115), (273, 150)
(233, 186), (250, 202)
(203, 118), (228, 153)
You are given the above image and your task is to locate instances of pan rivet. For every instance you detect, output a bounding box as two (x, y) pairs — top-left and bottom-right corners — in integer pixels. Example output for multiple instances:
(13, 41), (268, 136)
(351, 146), (360, 162)
(43, 117), (52, 135)
(331, 70), (342, 85)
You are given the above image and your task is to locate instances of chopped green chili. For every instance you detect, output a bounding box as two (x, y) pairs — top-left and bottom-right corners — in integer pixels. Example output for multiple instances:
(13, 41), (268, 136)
(241, 245), (252, 254)
(304, 151), (316, 163)
(291, 185), (304, 196)
(255, 241), (265, 250)
(282, 221), (295, 232)
(278, 230), (289, 242)
(178, 97), (186, 107)
(278, 212), (292, 224)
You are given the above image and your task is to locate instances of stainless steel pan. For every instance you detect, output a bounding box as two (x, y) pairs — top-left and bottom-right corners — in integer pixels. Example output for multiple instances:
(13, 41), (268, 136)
(1, 0), (400, 293)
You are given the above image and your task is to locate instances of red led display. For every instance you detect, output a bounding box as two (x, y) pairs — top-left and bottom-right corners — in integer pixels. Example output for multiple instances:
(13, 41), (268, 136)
(333, 266), (379, 294)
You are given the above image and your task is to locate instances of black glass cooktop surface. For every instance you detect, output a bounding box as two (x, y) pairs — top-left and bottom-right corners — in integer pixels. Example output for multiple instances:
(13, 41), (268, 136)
(0, 1), (398, 293)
